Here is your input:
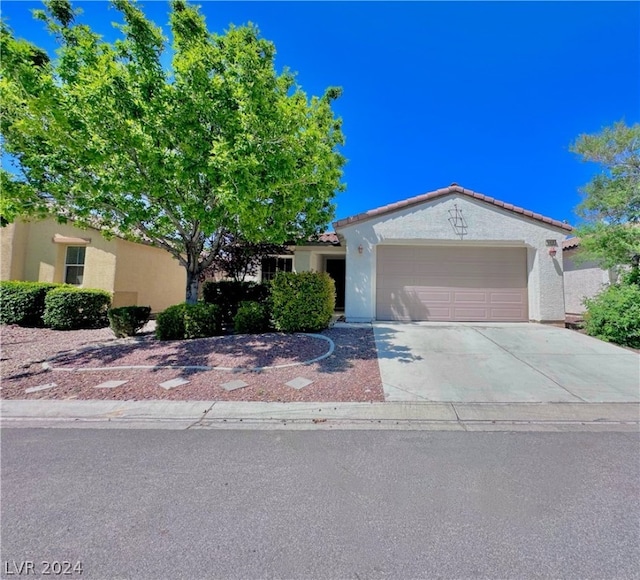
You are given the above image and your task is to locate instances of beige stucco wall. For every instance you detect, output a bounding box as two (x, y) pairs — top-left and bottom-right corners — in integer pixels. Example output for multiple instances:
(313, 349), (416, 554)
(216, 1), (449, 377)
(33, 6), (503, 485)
(1, 219), (118, 291)
(1, 221), (29, 280)
(114, 238), (185, 312)
(563, 248), (612, 314)
(1, 218), (185, 312)
(336, 195), (569, 323)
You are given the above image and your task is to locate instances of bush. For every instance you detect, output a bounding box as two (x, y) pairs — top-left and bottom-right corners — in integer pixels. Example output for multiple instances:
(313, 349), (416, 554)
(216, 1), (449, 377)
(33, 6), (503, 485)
(234, 301), (271, 334)
(155, 303), (188, 340)
(202, 280), (270, 326)
(270, 271), (335, 333)
(583, 282), (640, 348)
(43, 287), (111, 330)
(0, 281), (62, 326)
(108, 305), (152, 338)
(156, 302), (223, 340)
(184, 303), (222, 339)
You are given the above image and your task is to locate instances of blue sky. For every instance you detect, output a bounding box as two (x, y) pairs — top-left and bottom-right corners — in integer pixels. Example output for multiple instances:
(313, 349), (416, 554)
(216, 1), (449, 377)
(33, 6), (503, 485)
(2, 1), (638, 226)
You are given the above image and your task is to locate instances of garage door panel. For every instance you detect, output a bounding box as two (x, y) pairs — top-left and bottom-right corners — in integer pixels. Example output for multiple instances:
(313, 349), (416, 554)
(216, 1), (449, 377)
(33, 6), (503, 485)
(376, 246), (528, 322)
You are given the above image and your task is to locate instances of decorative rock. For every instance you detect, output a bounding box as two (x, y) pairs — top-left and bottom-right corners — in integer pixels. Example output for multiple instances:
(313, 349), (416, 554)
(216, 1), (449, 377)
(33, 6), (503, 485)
(159, 378), (190, 390)
(285, 377), (313, 390)
(221, 379), (249, 391)
(94, 380), (128, 389)
(25, 383), (57, 394)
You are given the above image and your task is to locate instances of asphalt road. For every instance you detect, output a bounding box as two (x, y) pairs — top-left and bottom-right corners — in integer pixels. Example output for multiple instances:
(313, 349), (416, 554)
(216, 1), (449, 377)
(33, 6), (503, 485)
(1, 429), (639, 580)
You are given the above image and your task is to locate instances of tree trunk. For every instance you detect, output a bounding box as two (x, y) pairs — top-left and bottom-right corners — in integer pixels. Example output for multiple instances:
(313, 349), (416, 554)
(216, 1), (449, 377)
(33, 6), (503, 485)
(185, 268), (200, 304)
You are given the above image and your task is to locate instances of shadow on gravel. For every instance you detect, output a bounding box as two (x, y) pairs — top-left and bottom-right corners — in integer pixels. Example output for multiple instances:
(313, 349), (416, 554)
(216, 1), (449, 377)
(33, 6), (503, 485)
(44, 333), (331, 379)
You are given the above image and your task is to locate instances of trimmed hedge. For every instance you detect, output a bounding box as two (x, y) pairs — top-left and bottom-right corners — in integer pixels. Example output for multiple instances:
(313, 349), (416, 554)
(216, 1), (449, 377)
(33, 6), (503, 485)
(202, 280), (270, 326)
(184, 303), (222, 339)
(234, 301), (271, 334)
(108, 305), (151, 338)
(0, 281), (62, 327)
(156, 302), (223, 340)
(270, 271), (335, 333)
(155, 304), (187, 340)
(43, 287), (111, 330)
(584, 282), (640, 348)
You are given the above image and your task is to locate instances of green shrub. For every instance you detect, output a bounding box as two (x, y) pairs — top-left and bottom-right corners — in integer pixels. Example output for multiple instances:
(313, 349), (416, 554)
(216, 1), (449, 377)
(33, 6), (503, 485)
(270, 271), (335, 333)
(0, 281), (62, 326)
(43, 287), (111, 330)
(184, 303), (222, 339)
(202, 280), (270, 326)
(234, 301), (271, 334)
(155, 302), (223, 340)
(583, 282), (640, 348)
(155, 303), (188, 340)
(108, 305), (152, 338)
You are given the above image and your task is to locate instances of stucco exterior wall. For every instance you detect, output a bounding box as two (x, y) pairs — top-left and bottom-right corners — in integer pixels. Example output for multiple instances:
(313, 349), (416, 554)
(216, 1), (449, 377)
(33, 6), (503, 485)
(1, 221), (29, 280)
(114, 239), (186, 312)
(336, 195), (568, 322)
(563, 248), (612, 314)
(1, 219), (118, 292)
(293, 245), (345, 274)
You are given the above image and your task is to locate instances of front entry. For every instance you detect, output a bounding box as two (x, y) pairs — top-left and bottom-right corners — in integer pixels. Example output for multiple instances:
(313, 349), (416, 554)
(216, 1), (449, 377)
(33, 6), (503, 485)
(325, 258), (346, 310)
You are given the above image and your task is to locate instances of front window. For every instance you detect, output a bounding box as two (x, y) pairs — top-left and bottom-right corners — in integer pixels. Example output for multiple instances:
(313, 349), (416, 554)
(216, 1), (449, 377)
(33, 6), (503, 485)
(65, 246), (86, 285)
(261, 256), (293, 282)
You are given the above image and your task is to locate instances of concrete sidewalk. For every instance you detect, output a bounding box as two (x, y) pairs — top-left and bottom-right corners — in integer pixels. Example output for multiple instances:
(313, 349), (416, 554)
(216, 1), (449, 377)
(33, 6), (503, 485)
(1, 400), (638, 431)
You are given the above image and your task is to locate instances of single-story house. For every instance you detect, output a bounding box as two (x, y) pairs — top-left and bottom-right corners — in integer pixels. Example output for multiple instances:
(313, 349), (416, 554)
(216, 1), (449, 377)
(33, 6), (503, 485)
(562, 237), (614, 315)
(0, 219), (185, 312)
(268, 183), (574, 323)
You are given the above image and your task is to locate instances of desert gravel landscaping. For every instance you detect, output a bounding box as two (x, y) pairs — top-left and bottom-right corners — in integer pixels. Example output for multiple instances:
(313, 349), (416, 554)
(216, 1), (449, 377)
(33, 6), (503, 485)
(0, 324), (384, 402)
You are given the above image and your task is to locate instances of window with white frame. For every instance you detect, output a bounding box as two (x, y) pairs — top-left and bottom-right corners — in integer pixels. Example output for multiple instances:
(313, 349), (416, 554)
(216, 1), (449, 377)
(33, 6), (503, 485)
(260, 256), (293, 282)
(65, 246), (86, 285)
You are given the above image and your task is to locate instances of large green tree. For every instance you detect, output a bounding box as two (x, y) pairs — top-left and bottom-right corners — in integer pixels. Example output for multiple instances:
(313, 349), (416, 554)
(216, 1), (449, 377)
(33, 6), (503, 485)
(0, 0), (345, 302)
(570, 121), (640, 276)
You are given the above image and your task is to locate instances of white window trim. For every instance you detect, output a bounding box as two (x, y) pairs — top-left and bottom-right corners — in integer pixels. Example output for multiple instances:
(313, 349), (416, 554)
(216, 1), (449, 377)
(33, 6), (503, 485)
(64, 246), (86, 286)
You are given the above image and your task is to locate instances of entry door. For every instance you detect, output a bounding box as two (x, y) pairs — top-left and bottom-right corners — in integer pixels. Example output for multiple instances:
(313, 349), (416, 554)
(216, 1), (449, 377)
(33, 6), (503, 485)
(325, 258), (346, 310)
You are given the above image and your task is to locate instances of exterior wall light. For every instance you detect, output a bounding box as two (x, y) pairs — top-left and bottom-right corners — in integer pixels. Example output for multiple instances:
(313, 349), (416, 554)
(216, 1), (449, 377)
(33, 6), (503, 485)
(358, 244), (363, 254)
(548, 247), (557, 257)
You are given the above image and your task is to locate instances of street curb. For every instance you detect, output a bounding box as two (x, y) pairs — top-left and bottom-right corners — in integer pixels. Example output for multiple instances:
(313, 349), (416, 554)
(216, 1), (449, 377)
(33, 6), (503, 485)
(1, 400), (638, 431)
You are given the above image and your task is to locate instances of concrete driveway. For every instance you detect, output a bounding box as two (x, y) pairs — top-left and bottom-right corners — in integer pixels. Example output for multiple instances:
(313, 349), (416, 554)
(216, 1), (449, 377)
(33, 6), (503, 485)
(373, 323), (640, 403)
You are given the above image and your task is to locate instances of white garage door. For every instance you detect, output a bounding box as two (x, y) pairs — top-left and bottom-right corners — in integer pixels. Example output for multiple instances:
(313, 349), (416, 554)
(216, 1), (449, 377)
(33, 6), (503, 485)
(376, 246), (528, 322)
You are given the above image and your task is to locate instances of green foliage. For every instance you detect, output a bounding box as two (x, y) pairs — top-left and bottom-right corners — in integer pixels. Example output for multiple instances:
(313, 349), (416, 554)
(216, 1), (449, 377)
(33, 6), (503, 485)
(183, 302), (222, 339)
(571, 121), (640, 271)
(155, 303), (188, 340)
(0, 281), (61, 326)
(155, 302), (222, 340)
(270, 271), (335, 333)
(1, 1), (345, 303)
(202, 280), (270, 326)
(43, 287), (111, 330)
(583, 282), (640, 348)
(107, 305), (151, 338)
(234, 301), (271, 334)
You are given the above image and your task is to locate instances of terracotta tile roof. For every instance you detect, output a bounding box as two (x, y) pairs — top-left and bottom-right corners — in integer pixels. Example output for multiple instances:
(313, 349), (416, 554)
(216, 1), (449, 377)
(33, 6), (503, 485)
(562, 237), (580, 250)
(298, 231), (341, 246)
(333, 183), (573, 232)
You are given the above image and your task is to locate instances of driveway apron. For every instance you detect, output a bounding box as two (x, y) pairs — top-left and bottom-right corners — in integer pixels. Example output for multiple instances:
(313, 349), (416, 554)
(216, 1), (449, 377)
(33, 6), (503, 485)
(373, 323), (640, 403)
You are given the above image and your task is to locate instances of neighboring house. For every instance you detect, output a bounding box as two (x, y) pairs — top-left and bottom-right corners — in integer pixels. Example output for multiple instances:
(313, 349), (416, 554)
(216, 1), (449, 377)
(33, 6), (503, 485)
(286, 183), (574, 323)
(1, 218), (185, 313)
(562, 237), (614, 315)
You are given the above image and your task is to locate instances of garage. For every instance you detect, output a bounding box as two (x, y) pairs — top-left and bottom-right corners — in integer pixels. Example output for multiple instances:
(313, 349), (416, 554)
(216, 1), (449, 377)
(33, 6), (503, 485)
(376, 245), (528, 322)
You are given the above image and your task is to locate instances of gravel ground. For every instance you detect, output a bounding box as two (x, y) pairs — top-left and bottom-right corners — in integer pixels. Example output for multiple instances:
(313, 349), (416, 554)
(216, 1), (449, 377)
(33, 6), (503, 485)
(0, 324), (384, 402)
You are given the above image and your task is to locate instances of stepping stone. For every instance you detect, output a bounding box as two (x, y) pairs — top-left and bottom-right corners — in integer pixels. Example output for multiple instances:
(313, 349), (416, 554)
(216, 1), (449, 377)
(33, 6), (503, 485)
(94, 380), (128, 389)
(159, 378), (190, 390)
(221, 379), (249, 391)
(25, 383), (57, 394)
(285, 377), (313, 390)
